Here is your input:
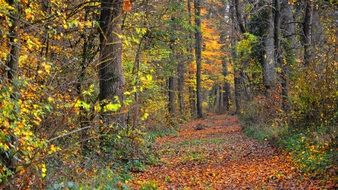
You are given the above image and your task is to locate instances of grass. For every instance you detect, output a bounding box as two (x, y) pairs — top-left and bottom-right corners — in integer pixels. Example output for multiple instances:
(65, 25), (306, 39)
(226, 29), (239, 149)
(181, 151), (206, 164)
(243, 124), (288, 142)
(146, 127), (178, 142)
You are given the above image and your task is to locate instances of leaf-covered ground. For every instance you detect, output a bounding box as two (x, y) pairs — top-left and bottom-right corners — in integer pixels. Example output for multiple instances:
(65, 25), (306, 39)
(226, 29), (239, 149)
(131, 114), (334, 189)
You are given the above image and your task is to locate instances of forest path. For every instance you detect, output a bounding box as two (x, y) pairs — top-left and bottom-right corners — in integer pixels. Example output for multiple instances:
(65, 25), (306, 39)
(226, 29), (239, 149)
(131, 114), (327, 189)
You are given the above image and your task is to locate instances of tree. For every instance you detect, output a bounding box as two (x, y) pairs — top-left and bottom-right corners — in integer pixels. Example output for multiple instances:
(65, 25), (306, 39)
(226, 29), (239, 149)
(229, 0), (245, 114)
(262, 0), (276, 95)
(194, 0), (203, 118)
(302, 1), (313, 66)
(98, 0), (125, 124)
(168, 7), (177, 118)
(212, 1), (231, 113)
(168, 75), (177, 116)
(177, 45), (185, 115)
(280, 0), (295, 112)
(6, 0), (20, 85)
(187, 0), (196, 117)
(2, 0), (21, 178)
(221, 33), (230, 112)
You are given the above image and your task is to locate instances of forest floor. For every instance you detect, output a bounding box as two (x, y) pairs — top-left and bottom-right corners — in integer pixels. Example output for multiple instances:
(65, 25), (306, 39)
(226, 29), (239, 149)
(130, 114), (333, 189)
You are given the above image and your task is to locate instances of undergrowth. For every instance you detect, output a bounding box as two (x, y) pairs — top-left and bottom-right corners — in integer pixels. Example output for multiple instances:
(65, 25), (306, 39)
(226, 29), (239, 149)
(243, 123), (336, 177)
(240, 99), (337, 178)
(46, 122), (178, 190)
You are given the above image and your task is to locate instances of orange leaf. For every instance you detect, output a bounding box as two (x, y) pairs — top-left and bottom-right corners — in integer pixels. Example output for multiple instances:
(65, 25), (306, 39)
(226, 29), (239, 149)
(123, 0), (132, 12)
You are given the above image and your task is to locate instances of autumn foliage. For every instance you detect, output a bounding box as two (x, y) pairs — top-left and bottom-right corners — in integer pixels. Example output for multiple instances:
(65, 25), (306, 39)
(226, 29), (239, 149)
(0, 0), (336, 189)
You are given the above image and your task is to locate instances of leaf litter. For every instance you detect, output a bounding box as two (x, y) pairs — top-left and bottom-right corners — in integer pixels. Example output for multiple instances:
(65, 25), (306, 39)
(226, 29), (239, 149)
(130, 114), (335, 189)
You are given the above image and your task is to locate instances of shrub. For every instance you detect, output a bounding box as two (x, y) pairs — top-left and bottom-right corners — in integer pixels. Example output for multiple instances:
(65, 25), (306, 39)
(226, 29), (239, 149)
(48, 168), (131, 190)
(241, 95), (336, 177)
(281, 126), (336, 176)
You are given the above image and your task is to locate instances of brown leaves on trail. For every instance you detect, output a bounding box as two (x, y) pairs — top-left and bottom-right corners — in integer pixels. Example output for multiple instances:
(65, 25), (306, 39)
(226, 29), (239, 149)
(130, 114), (335, 189)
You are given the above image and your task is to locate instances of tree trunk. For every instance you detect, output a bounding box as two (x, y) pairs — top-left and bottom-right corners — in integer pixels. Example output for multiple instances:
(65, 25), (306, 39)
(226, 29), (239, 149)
(177, 60), (185, 115)
(234, 72), (242, 114)
(41, 0), (51, 59)
(98, 0), (125, 125)
(223, 82), (230, 111)
(194, 0), (203, 118)
(262, 0), (276, 95)
(130, 35), (145, 128)
(2, 0), (20, 179)
(221, 56), (231, 112)
(280, 0), (295, 112)
(274, 0), (283, 108)
(234, 0), (246, 33)
(168, 11), (179, 117)
(311, 8), (324, 47)
(229, 0), (242, 114)
(303, 1), (313, 66)
(175, 1), (185, 116)
(274, 0), (281, 70)
(219, 5), (231, 112)
(215, 86), (221, 113)
(168, 76), (176, 116)
(6, 0), (20, 85)
(187, 0), (196, 117)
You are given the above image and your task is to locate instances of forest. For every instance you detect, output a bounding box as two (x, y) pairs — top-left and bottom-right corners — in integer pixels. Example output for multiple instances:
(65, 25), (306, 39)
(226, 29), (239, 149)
(0, 0), (337, 189)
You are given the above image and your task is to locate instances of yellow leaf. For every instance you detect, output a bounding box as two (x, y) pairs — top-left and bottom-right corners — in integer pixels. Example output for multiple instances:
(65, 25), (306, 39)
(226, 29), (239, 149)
(41, 163), (47, 178)
(47, 97), (54, 103)
(48, 144), (59, 154)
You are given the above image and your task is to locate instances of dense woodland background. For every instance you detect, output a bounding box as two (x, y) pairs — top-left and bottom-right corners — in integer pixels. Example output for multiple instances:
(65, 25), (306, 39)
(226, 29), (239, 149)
(0, 0), (337, 189)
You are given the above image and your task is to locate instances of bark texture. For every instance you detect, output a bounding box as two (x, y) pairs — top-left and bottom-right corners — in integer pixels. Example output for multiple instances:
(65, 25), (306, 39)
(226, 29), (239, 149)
(6, 0), (20, 84)
(229, 0), (243, 114)
(219, 6), (230, 112)
(280, 0), (295, 112)
(262, 1), (276, 93)
(303, 1), (313, 66)
(98, 0), (125, 124)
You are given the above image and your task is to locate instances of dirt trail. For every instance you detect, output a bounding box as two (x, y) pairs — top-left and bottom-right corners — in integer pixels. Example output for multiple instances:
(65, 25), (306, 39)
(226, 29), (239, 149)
(131, 114), (330, 189)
